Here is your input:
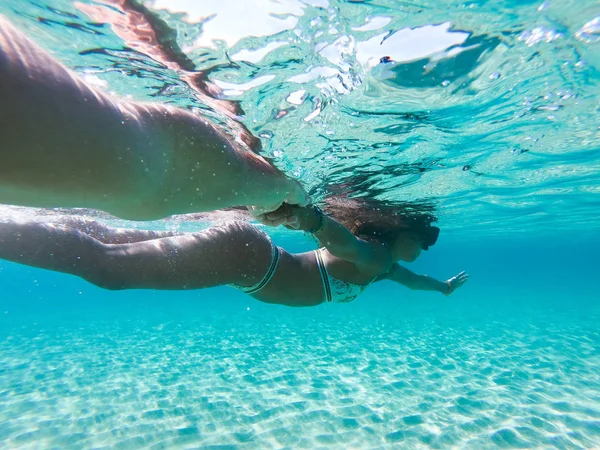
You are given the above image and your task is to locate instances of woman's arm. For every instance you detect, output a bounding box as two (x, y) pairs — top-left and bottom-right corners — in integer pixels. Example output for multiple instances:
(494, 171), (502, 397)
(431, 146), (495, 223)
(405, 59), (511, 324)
(378, 263), (469, 295)
(51, 217), (183, 244)
(261, 204), (392, 272)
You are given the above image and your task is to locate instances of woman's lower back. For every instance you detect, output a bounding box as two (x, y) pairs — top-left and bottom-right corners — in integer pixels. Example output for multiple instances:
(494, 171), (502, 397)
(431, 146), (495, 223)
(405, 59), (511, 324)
(252, 250), (326, 307)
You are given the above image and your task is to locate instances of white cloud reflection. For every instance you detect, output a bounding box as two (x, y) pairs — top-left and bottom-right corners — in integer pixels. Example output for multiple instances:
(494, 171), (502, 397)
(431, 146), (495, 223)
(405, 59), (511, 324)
(212, 75), (275, 96)
(231, 41), (288, 63)
(356, 22), (469, 68)
(149, 0), (307, 48)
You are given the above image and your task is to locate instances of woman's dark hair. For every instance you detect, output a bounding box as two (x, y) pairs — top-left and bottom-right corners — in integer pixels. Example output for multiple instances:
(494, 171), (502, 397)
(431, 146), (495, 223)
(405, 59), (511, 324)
(322, 196), (438, 247)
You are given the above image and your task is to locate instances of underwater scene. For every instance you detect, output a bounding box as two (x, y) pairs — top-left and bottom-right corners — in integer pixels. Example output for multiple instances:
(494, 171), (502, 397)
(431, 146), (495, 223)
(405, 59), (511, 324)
(0, 0), (599, 448)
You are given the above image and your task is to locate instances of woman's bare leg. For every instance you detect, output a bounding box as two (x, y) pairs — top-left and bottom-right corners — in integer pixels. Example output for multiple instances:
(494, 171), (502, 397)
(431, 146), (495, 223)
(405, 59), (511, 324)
(54, 217), (184, 244)
(0, 16), (307, 220)
(0, 219), (273, 290)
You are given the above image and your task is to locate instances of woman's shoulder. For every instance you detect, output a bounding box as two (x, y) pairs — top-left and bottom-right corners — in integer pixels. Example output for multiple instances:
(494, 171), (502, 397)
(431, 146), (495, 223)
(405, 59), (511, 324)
(353, 239), (394, 275)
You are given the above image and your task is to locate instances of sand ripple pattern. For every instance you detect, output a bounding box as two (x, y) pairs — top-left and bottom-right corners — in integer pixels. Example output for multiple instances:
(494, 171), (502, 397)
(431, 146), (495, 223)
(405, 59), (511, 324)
(1, 308), (599, 449)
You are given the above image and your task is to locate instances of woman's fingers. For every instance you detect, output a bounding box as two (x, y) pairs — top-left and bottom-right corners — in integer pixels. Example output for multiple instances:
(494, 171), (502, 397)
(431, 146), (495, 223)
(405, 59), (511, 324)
(248, 210), (283, 227)
(248, 198), (294, 217)
(247, 205), (272, 218)
(455, 271), (469, 281)
(262, 216), (291, 227)
(286, 216), (300, 229)
(448, 271), (469, 292)
(248, 203), (294, 220)
(285, 179), (310, 207)
(264, 205), (294, 222)
(248, 205), (299, 228)
(267, 215), (299, 228)
(456, 273), (469, 288)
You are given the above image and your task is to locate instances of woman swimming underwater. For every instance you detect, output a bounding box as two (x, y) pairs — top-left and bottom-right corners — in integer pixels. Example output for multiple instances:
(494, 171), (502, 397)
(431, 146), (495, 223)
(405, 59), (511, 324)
(0, 199), (468, 306)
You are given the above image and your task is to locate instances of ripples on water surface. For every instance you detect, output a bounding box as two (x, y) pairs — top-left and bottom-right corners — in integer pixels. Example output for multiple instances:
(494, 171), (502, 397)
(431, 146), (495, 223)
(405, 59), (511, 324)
(1, 0), (599, 234)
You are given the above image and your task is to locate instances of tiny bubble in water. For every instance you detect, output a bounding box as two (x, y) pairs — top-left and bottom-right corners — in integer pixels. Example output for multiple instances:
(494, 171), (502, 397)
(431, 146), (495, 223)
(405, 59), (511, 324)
(512, 148), (528, 155)
(489, 72), (501, 80)
(442, 80), (450, 87)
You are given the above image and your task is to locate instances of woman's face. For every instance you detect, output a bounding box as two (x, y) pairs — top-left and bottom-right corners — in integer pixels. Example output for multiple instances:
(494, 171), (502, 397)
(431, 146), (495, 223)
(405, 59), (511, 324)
(391, 232), (423, 262)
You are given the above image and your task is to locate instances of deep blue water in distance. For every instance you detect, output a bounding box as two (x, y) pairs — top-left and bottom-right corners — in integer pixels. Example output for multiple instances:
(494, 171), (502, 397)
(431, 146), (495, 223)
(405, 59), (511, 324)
(1, 235), (599, 448)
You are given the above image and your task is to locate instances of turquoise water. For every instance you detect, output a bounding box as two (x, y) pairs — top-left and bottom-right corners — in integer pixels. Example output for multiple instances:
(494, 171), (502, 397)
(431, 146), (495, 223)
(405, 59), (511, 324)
(1, 236), (599, 448)
(1, 0), (600, 448)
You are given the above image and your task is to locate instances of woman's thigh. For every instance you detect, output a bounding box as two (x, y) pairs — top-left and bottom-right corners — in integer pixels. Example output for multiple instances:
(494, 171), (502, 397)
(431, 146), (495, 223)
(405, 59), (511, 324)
(100, 221), (274, 290)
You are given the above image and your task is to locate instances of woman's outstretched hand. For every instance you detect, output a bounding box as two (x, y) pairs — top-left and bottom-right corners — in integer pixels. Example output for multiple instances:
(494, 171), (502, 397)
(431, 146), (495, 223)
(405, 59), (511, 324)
(445, 271), (469, 295)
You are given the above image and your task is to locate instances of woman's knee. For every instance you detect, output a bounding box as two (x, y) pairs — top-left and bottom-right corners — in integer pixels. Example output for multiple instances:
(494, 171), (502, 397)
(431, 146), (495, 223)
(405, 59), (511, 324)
(82, 245), (129, 290)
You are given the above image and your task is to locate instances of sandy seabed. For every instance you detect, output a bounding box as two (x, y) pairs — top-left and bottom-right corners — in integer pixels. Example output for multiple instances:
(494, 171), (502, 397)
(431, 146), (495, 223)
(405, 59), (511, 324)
(1, 302), (599, 450)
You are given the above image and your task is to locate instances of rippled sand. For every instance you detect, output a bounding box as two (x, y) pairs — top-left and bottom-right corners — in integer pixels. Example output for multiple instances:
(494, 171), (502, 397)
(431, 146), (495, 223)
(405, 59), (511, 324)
(1, 300), (599, 449)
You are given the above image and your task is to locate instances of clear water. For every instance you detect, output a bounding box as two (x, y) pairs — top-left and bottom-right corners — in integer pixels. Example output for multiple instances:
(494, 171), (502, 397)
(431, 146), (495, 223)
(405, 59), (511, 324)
(1, 0), (599, 448)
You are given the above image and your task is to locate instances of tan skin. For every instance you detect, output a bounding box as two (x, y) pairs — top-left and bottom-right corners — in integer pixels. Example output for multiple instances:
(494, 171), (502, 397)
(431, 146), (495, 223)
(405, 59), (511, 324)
(257, 205), (468, 305)
(0, 16), (307, 220)
(0, 206), (468, 307)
